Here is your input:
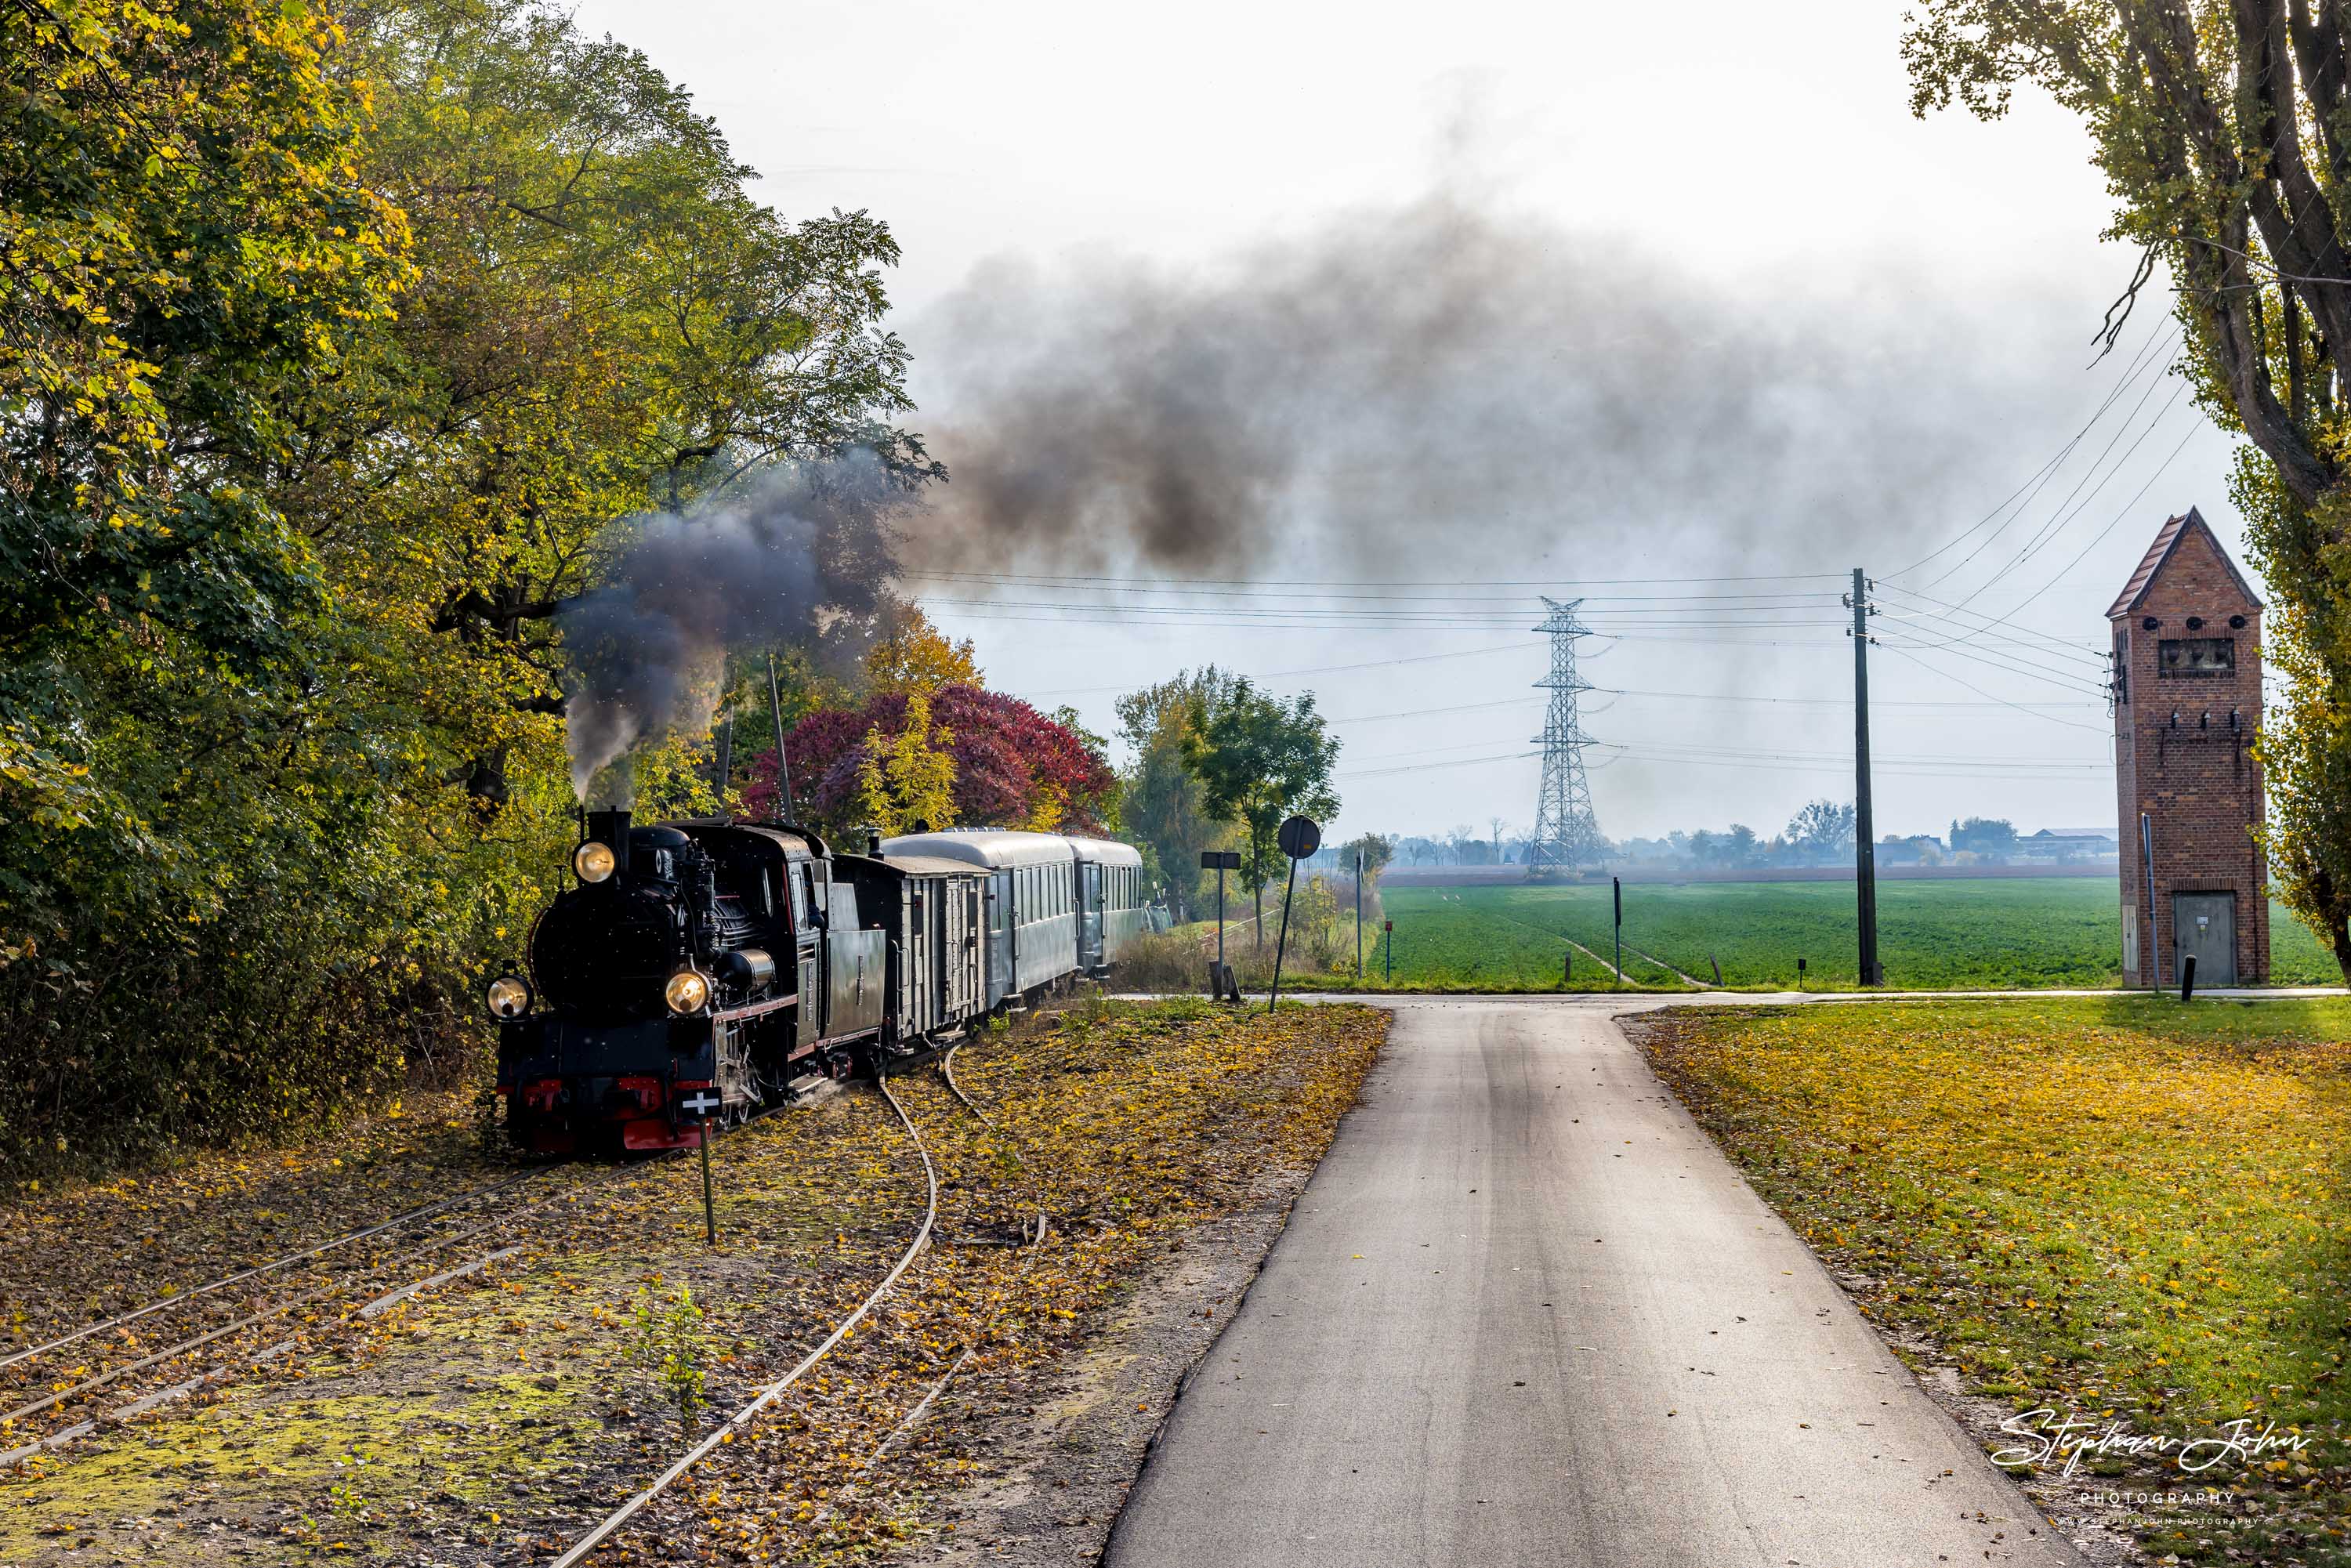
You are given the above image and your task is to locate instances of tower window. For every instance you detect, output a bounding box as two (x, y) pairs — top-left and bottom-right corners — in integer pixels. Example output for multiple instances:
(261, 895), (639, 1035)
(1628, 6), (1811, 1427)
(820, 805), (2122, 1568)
(2157, 637), (2234, 677)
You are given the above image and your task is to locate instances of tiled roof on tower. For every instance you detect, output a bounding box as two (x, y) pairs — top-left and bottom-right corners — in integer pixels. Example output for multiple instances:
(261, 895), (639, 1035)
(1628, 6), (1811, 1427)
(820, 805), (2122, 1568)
(2106, 506), (2262, 617)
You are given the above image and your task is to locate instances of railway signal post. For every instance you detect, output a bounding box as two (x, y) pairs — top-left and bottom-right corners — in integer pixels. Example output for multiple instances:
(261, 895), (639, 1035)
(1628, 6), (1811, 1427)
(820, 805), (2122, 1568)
(1267, 816), (1320, 1013)
(680, 1088), (723, 1245)
(1201, 849), (1242, 1001)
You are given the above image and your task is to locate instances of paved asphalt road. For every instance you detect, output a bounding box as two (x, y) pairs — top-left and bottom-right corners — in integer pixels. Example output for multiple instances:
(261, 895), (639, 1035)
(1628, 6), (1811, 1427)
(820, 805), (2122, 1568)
(1104, 998), (2081, 1567)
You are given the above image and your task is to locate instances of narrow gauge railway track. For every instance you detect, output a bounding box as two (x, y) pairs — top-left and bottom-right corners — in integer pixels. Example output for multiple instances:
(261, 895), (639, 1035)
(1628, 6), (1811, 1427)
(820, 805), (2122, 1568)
(0, 1105), (792, 1470)
(550, 1069), (944, 1568)
(0, 1169), (549, 1375)
(554, 1040), (1050, 1566)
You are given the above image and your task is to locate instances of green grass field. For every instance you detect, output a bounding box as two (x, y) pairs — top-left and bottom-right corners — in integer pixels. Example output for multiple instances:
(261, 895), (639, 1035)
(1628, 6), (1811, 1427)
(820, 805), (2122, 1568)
(1364, 878), (2342, 990)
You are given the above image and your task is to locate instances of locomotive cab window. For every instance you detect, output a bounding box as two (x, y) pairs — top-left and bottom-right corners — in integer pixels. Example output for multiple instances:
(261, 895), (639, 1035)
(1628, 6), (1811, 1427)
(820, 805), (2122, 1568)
(2158, 636), (2234, 677)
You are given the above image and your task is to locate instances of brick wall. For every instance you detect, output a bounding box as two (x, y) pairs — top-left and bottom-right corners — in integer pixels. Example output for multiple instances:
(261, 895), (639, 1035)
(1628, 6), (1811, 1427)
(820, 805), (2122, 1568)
(2111, 520), (2267, 986)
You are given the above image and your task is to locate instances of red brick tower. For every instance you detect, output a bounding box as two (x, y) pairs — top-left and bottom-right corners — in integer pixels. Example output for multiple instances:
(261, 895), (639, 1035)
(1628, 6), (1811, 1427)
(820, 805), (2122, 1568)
(2109, 508), (2266, 987)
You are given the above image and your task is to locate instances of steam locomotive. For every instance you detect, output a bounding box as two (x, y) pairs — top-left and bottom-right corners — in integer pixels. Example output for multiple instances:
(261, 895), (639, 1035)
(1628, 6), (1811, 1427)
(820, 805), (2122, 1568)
(485, 809), (1147, 1153)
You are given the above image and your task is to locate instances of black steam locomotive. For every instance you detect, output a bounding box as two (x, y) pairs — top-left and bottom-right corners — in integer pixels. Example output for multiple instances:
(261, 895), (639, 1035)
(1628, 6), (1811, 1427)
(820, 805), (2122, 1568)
(487, 809), (1145, 1153)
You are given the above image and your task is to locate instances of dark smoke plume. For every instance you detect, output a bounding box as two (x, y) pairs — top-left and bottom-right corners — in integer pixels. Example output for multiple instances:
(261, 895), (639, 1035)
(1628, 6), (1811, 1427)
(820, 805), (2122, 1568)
(561, 454), (890, 801)
(910, 197), (2077, 574)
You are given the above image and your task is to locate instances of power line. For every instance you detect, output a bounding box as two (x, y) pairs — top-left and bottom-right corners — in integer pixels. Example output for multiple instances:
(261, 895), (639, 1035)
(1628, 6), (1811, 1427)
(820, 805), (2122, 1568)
(906, 567), (1846, 589)
(1012, 639), (1548, 700)
(1587, 741), (2108, 778)
(1933, 382), (2191, 607)
(1323, 686), (2103, 725)
(1892, 320), (2179, 581)
(905, 574), (1845, 606)
(1989, 421), (2205, 623)
(1874, 633), (2112, 699)
(1876, 643), (2116, 735)
(1339, 749), (1540, 781)
(1872, 583), (2110, 666)
(923, 594), (1847, 625)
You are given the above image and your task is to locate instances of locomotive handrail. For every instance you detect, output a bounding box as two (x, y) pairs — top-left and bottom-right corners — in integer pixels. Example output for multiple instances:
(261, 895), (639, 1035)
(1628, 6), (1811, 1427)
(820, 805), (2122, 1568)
(549, 1071), (940, 1568)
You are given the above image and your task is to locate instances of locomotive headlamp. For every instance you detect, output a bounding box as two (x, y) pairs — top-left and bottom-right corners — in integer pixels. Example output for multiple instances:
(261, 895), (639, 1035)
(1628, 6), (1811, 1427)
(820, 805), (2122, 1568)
(485, 974), (532, 1019)
(664, 968), (712, 1015)
(573, 840), (617, 884)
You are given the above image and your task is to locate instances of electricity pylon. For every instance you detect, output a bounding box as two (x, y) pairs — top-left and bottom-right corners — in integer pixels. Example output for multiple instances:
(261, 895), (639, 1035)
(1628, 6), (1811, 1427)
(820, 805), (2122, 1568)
(1527, 597), (1605, 877)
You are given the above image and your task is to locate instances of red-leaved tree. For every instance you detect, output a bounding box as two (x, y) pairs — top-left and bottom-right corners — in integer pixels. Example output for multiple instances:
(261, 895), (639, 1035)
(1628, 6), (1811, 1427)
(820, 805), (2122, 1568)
(742, 683), (1116, 835)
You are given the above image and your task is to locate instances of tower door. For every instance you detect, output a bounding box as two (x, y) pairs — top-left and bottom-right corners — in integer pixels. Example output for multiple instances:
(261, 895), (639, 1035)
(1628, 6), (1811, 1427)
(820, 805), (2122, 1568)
(2173, 893), (2236, 987)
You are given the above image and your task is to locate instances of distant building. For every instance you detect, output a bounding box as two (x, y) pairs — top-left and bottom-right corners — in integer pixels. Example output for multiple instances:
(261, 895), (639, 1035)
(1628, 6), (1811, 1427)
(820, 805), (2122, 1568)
(1875, 834), (1946, 866)
(2020, 827), (2119, 862)
(2110, 508), (2266, 987)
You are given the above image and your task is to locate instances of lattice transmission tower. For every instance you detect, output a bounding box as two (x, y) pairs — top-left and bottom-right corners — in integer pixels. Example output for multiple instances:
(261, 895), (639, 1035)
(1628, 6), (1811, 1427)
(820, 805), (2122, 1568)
(1527, 597), (1605, 877)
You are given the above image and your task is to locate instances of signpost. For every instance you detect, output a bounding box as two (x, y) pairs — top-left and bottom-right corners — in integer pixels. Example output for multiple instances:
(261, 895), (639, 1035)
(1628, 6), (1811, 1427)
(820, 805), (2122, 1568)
(680, 1088), (723, 1244)
(1267, 816), (1321, 1013)
(1612, 876), (1622, 983)
(1200, 849), (1242, 1001)
(1384, 919), (1393, 983)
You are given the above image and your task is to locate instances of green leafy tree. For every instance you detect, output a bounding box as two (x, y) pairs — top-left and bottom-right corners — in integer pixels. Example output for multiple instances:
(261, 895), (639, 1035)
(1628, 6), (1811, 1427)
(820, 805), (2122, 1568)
(0, 0), (419, 1166)
(321, 0), (937, 814)
(0, 0), (938, 1175)
(1343, 831), (1396, 882)
(1784, 800), (1856, 865)
(1904, 2), (2351, 976)
(1949, 816), (2018, 861)
(1116, 668), (1237, 921)
(1179, 679), (1341, 945)
(853, 692), (958, 834)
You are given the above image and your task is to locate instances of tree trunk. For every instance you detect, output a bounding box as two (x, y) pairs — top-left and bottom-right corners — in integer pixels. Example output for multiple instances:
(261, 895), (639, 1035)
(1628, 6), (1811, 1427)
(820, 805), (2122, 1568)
(2330, 910), (2351, 988)
(1253, 883), (1264, 950)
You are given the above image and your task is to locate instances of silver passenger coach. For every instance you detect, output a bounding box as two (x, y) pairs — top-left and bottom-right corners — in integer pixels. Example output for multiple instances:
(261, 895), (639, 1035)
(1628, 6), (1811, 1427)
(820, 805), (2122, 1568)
(880, 829), (1147, 1009)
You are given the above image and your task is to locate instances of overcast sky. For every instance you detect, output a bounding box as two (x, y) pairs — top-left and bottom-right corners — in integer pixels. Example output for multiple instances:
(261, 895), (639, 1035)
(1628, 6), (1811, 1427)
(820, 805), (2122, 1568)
(574, 0), (2251, 845)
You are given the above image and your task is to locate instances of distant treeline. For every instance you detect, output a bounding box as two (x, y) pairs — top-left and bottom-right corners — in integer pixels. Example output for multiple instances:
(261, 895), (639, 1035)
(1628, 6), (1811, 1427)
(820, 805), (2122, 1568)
(1338, 809), (2117, 873)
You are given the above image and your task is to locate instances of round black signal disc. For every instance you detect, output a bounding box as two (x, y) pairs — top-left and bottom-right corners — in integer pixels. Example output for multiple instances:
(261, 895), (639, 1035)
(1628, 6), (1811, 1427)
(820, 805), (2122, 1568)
(1277, 815), (1321, 859)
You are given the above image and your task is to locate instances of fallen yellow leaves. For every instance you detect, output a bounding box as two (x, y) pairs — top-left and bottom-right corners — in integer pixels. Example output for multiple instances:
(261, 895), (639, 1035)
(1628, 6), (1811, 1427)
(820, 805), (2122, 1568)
(1632, 998), (2350, 1564)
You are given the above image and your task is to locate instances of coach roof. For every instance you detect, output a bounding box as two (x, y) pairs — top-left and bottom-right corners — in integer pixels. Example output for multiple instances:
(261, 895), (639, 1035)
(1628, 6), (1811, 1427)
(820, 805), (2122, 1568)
(879, 829), (1079, 869)
(1063, 835), (1144, 867)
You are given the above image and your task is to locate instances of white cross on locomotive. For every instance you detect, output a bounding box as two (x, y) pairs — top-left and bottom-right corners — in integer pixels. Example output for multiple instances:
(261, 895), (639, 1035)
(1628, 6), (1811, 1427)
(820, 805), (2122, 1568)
(680, 1091), (722, 1119)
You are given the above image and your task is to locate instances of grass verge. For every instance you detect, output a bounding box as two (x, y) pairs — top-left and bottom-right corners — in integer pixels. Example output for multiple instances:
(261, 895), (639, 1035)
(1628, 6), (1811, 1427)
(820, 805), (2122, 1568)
(1629, 997), (2351, 1566)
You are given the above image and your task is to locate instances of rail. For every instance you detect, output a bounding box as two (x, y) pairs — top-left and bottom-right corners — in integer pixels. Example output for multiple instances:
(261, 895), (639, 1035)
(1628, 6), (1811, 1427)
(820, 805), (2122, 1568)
(549, 1071), (940, 1568)
(0, 1169), (547, 1372)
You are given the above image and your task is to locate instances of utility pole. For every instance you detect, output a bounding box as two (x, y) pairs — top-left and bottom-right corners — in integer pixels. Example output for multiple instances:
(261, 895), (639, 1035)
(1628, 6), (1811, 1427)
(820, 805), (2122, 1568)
(1355, 847), (1364, 978)
(1848, 567), (1882, 986)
